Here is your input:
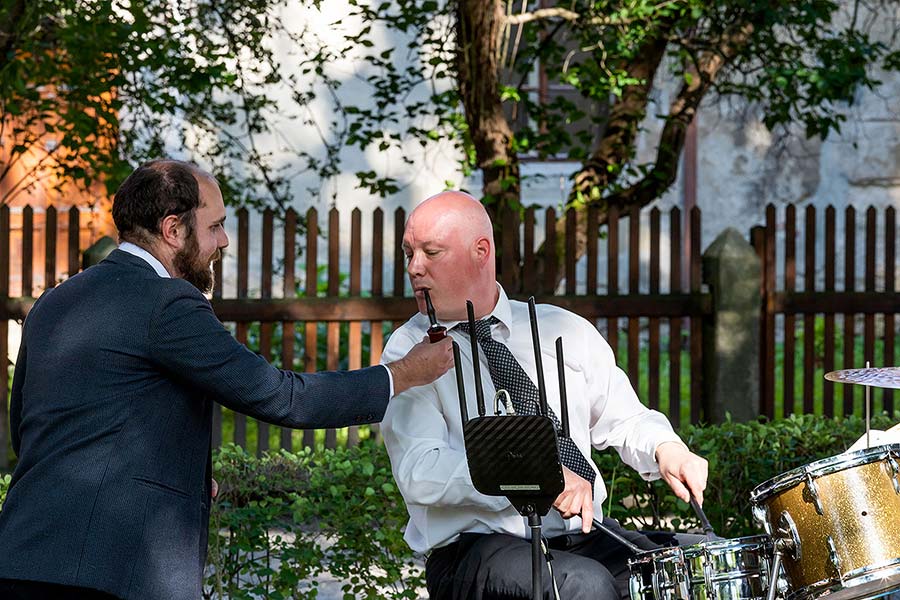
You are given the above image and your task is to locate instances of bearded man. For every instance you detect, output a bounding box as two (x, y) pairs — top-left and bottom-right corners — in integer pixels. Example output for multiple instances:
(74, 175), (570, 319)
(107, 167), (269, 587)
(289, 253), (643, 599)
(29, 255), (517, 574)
(381, 191), (707, 600)
(0, 159), (452, 600)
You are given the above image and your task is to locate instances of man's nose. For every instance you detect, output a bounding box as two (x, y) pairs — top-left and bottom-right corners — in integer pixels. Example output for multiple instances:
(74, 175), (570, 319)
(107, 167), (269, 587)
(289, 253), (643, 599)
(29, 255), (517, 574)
(218, 229), (229, 249)
(407, 252), (424, 277)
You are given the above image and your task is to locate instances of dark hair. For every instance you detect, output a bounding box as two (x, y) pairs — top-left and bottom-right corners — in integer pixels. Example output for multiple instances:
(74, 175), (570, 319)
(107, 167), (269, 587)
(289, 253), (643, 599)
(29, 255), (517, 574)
(112, 159), (201, 244)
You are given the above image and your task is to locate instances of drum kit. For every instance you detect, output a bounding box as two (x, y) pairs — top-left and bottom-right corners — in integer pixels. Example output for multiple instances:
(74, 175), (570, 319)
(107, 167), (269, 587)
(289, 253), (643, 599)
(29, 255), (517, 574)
(628, 366), (900, 600)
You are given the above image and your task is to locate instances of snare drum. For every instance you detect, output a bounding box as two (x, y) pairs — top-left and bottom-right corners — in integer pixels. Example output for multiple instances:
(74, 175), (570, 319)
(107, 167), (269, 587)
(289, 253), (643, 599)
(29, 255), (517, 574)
(629, 537), (775, 600)
(629, 547), (690, 600)
(691, 536), (775, 600)
(750, 444), (900, 600)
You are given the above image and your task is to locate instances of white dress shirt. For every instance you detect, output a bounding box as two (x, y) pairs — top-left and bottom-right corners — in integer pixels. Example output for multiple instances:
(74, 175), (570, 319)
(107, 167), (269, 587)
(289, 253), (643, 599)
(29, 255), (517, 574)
(380, 284), (684, 553)
(118, 241), (171, 278)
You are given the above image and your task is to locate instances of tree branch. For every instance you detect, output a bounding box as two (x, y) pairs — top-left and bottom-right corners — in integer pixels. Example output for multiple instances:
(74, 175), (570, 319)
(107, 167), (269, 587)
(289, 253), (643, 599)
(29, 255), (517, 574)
(504, 1), (687, 27)
(603, 21), (756, 210)
(504, 7), (579, 25)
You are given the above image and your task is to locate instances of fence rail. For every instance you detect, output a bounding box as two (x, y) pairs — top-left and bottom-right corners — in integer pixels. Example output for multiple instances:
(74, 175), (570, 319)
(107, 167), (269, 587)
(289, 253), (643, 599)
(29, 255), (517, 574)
(3, 200), (898, 468)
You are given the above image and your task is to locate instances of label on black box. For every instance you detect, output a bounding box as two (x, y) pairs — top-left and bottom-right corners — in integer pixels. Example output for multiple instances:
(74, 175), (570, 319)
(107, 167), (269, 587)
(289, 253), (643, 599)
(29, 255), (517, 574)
(500, 484), (540, 492)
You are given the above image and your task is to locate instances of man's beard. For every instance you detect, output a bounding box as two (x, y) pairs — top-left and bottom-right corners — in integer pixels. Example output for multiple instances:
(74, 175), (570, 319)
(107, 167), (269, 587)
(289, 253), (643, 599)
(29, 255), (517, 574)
(173, 232), (219, 294)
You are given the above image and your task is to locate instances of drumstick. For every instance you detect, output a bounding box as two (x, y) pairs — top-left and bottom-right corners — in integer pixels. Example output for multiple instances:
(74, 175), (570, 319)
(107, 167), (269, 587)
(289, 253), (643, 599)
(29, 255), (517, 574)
(591, 519), (643, 554)
(689, 495), (718, 540)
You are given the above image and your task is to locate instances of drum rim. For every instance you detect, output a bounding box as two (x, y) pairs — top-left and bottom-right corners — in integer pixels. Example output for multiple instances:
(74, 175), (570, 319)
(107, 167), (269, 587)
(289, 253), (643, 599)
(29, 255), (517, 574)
(749, 443), (900, 503)
(699, 534), (772, 552)
(784, 557), (900, 600)
(628, 545), (685, 563)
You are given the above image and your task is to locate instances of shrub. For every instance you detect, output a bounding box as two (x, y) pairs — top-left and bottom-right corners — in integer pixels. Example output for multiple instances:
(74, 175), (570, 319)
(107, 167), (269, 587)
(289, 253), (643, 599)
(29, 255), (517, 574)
(3, 415), (896, 597)
(0, 473), (9, 509)
(204, 443), (422, 599)
(598, 413), (899, 538)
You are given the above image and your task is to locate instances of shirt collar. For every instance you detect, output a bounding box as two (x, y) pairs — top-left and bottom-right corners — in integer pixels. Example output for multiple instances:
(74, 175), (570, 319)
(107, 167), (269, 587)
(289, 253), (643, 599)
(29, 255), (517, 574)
(434, 283), (513, 337)
(118, 241), (171, 278)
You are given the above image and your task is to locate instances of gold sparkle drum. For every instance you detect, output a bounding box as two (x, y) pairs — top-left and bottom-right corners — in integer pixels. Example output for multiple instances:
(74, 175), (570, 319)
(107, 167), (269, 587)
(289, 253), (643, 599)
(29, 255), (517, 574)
(750, 444), (900, 600)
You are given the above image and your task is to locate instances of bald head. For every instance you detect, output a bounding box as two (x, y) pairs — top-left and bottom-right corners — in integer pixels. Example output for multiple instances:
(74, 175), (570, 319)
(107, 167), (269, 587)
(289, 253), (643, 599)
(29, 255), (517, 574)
(407, 191), (493, 246)
(403, 191), (499, 320)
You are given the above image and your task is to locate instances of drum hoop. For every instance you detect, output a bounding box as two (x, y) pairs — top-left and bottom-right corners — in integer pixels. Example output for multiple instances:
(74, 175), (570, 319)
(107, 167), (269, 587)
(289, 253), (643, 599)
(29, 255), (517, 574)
(700, 535), (771, 552)
(749, 443), (900, 503)
(628, 546), (683, 566)
(784, 557), (900, 600)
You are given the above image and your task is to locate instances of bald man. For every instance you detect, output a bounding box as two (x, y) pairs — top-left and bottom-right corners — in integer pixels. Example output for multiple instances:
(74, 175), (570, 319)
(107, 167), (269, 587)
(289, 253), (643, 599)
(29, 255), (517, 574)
(380, 191), (708, 600)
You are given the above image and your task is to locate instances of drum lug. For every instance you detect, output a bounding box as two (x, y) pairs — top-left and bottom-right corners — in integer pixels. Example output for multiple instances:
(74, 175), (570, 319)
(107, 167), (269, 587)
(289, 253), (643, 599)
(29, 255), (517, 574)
(752, 503), (771, 534)
(887, 454), (900, 495)
(826, 535), (843, 581)
(804, 473), (825, 515)
(775, 511), (801, 561)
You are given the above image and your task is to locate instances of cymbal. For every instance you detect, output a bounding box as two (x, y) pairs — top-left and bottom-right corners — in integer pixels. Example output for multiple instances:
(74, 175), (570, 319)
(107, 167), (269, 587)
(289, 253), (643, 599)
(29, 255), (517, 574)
(824, 367), (900, 389)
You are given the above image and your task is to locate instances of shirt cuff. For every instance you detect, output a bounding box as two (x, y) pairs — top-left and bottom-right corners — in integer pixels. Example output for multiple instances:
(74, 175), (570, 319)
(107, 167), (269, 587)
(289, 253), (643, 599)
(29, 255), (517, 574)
(383, 364), (395, 398)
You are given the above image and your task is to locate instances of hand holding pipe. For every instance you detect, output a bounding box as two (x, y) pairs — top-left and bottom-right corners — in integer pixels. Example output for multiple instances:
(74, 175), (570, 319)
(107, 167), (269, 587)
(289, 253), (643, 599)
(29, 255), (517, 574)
(423, 290), (447, 342)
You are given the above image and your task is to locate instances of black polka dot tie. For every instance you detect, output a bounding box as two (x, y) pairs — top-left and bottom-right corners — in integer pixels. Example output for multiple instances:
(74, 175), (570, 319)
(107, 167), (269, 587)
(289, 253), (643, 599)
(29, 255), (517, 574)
(457, 317), (596, 493)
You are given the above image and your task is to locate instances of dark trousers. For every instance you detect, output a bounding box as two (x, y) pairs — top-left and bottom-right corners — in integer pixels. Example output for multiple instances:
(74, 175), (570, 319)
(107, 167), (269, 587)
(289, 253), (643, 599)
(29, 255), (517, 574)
(425, 518), (703, 600)
(0, 578), (121, 600)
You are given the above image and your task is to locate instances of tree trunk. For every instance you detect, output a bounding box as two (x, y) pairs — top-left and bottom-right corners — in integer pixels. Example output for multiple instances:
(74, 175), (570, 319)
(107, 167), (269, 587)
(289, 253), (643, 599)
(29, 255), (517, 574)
(455, 0), (522, 287)
(455, 0), (520, 215)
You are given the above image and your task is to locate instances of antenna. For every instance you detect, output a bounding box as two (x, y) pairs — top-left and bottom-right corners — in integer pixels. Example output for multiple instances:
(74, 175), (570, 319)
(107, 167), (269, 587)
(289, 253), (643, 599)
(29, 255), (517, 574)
(453, 341), (469, 423)
(555, 337), (570, 439)
(527, 297), (549, 416)
(466, 300), (486, 417)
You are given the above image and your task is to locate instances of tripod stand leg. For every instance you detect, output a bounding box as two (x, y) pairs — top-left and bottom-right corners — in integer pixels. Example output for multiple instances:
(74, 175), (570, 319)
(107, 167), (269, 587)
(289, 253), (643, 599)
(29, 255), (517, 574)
(529, 512), (542, 600)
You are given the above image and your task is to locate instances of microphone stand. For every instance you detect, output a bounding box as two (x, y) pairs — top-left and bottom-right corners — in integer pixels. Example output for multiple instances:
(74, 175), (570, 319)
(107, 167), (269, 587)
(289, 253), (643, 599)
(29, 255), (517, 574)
(454, 298), (565, 600)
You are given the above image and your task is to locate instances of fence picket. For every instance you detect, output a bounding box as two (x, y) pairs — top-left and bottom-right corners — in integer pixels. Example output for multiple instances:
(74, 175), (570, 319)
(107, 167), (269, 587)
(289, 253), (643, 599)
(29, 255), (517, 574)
(347, 208), (362, 448)
(325, 208), (340, 450)
(885, 207), (896, 414)
(843, 207), (857, 415)
(233, 208), (249, 448)
(606, 206), (619, 358)
(648, 208), (660, 411)
(0, 206), (9, 469)
(784, 205), (796, 416)
(824, 206), (836, 417)
(669, 207), (682, 428)
(303, 208), (319, 449)
(803, 206), (816, 414)
(45, 206), (57, 290)
(281, 209), (297, 451)
(257, 209), (274, 455)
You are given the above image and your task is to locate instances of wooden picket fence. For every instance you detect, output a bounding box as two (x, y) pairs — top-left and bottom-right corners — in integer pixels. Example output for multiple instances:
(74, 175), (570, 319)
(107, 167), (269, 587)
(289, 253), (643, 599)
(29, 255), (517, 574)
(753, 204), (898, 420)
(2, 201), (898, 465)
(203, 203), (708, 453)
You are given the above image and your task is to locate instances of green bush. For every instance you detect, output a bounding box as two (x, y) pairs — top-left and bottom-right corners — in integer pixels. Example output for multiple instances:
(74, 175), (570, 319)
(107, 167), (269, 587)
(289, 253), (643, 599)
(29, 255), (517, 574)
(597, 413), (900, 538)
(0, 473), (9, 508)
(204, 443), (422, 600)
(2, 415), (897, 598)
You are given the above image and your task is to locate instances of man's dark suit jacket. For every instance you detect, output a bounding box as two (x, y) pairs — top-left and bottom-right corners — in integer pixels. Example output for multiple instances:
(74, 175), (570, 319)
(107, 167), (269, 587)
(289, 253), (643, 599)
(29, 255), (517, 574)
(0, 250), (390, 599)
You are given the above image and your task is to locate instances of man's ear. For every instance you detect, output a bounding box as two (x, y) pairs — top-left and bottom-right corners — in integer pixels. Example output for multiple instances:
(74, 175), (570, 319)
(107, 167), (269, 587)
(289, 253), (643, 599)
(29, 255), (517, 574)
(473, 236), (492, 266)
(159, 214), (183, 248)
